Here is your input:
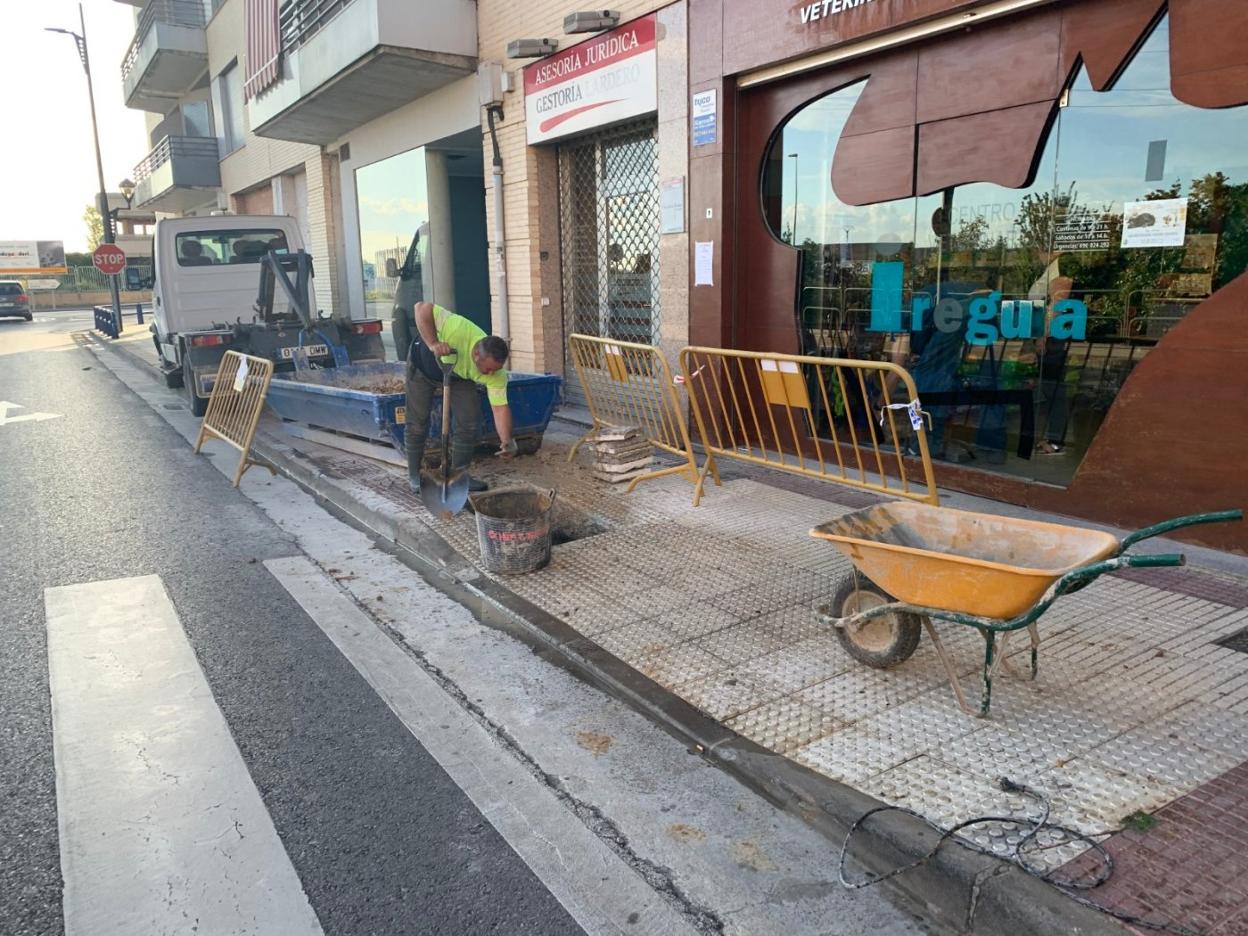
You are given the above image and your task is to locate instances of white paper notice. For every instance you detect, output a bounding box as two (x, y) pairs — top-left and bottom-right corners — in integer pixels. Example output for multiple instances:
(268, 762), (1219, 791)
(1121, 198), (1188, 248)
(233, 356), (249, 392)
(694, 241), (714, 286)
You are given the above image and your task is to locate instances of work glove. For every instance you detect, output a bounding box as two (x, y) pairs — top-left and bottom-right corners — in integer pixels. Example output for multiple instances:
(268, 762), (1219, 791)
(496, 439), (519, 459)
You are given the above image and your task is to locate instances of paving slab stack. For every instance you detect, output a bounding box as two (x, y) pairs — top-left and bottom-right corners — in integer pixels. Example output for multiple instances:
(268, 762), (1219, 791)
(590, 428), (654, 484)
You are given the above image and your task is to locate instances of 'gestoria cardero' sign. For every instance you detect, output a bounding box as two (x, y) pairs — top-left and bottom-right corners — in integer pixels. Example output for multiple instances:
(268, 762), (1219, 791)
(524, 14), (657, 145)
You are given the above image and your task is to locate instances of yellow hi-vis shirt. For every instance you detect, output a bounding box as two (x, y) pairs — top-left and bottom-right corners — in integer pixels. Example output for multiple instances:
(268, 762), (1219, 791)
(433, 305), (509, 406)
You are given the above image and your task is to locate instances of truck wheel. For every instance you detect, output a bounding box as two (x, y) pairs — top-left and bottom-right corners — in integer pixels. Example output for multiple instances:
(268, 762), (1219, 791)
(164, 367), (184, 389)
(827, 575), (923, 669)
(184, 358), (208, 417)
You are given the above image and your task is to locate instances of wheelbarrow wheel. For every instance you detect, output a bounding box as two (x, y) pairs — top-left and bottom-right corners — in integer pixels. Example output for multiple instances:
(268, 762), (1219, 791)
(829, 575), (923, 669)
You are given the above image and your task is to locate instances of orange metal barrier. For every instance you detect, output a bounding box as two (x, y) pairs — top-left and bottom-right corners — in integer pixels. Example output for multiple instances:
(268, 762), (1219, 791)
(567, 334), (719, 500)
(678, 346), (939, 507)
(193, 351), (276, 487)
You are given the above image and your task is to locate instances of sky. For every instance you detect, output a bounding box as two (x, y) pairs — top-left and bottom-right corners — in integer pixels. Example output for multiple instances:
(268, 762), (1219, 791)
(0, 1), (147, 252)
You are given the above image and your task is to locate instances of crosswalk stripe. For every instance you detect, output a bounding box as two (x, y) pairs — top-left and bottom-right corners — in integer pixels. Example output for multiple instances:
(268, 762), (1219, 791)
(265, 555), (694, 935)
(45, 575), (324, 936)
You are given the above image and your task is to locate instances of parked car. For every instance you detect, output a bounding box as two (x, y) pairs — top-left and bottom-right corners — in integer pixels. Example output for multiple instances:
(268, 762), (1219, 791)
(0, 281), (32, 321)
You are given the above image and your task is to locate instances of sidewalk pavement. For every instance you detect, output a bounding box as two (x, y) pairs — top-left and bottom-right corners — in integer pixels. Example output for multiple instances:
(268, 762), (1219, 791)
(101, 331), (1248, 935)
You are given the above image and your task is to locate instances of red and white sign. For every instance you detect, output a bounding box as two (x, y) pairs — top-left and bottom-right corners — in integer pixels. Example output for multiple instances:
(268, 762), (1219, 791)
(523, 14), (658, 145)
(92, 244), (127, 276)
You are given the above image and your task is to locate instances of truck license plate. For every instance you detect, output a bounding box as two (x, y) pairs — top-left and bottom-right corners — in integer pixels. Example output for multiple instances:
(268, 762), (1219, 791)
(281, 344), (328, 359)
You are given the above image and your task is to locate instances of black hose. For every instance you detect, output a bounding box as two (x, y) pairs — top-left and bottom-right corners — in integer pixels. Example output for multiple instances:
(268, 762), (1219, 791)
(837, 776), (1205, 936)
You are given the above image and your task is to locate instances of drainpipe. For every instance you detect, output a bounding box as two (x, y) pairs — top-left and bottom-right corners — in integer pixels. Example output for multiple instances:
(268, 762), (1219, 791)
(486, 104), (509, 342)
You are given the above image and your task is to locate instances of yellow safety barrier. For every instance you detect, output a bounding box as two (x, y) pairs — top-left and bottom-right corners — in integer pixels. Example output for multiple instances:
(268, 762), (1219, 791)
(679, 346), (939, 507)
(567, 334), (720, 499)
(193, 351), (277, 488)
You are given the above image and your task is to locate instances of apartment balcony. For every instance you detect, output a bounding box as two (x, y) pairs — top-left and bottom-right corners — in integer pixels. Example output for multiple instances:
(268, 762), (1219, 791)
(121, 0), (209, 114)
(133, 136), (221, 213)
(249, 0), (476, 144)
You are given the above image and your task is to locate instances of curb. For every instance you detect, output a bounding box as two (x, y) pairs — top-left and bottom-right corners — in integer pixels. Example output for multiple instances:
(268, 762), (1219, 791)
(98, 334), (1126, 936)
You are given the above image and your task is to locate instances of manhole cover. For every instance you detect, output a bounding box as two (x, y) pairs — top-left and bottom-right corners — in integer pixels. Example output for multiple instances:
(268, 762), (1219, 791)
(162, 403), (185, 410)
(1217, 629), (1248, 654)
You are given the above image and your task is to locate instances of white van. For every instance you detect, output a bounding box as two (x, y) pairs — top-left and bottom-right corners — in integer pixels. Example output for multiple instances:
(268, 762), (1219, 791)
(151, 215), (383, 414)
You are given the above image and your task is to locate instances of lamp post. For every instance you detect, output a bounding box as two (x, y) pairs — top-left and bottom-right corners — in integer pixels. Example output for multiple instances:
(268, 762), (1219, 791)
(47, 4), (122, 333)
(787, 153), (799, 245)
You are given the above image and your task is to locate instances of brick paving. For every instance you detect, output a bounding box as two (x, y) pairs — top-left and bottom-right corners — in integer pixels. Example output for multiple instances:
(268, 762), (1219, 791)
(1059, 762), (1248, 936)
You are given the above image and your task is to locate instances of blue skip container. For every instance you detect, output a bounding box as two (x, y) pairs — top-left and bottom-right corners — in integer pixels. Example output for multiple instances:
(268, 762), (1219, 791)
(266, 362), (562, 457)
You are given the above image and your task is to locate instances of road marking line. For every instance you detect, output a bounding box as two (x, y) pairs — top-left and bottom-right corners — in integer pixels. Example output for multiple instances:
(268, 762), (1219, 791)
(264, 555), (694, 936)
(45, 575), (324, 936)
(0, 400), (62, 425)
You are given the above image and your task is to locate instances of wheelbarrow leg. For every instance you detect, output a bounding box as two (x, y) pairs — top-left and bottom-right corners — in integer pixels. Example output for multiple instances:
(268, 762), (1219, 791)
(921, 619), (977, 716)
(980, 628), (997, 718)
(985, 623), (1042, 684)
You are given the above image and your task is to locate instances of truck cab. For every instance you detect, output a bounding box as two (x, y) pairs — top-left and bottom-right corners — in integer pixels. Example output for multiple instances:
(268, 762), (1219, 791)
(151, 215), (384, 415)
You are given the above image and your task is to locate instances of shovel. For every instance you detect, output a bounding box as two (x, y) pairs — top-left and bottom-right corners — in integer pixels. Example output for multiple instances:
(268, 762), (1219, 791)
(420, 355), (470, 517)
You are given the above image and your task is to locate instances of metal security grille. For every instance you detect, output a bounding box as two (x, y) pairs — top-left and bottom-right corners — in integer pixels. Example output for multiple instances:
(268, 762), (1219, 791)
(559, 121), (660, 407)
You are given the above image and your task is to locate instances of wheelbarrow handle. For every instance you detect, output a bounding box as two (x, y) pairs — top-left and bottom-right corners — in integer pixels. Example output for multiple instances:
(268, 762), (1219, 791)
(1118, 509), (1243, 552)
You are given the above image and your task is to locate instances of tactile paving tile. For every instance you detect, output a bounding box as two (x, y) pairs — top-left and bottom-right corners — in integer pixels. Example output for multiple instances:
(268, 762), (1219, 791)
(858, 756), (1045, 846)
(677, 669), (789, 722)
(644, 563), (767, 601)
(597, 620), (684, 661)
(796, 664), (952, 724)
(930, 718), (1120, 784)
(709, 567), (840, 621)
(643, 602), (741, 644)
(619, 585), (711, 618)
(631, 644), (729, 690)
(737, 635), (855, 695)
(688, 619), (792, 666)
(1144, 699), (1248, 758)
(1084, 719), (1246, 789)
(792, 729), (920, 785)
(1028, 760), (1184, 839)
(700, 604), (829, 662)
(725, 695), (845, 754)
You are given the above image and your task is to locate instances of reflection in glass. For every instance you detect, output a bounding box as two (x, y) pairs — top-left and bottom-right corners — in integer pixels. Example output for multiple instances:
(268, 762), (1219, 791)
(760, 15), (1248, 486)
(355, 147), (432, 322)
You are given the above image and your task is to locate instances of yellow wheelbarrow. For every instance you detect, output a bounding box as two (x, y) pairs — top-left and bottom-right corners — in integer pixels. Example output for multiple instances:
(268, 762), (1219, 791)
(811, 503), (1242, 717)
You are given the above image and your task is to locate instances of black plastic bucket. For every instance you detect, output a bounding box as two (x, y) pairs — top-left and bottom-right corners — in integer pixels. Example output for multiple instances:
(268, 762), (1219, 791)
(469, 486), (556, 574)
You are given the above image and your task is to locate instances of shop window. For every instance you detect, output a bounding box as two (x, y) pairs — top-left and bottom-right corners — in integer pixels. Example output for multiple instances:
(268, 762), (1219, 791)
(761, 15), (1248, 486)
(355, 147), (433, 322)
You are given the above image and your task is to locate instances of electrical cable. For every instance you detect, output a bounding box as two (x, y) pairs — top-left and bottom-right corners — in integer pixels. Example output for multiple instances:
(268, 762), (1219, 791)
(836, 775), (1206, 936)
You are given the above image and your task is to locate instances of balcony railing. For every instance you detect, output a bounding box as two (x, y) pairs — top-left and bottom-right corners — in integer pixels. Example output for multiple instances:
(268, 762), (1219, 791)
(133, 135), (220, 182)
(121, 0), (208, 82)
(279, 0), (357, 54)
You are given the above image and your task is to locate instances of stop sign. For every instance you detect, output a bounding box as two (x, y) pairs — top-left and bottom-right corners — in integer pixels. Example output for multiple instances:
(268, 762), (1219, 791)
(92, 244), (127, 276)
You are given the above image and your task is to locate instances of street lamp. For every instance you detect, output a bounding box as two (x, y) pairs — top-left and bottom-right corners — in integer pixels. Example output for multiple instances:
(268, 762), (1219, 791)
(787, 153), (799, 245)
(47, 4), (123, 334)
(119, 178), (136, 207)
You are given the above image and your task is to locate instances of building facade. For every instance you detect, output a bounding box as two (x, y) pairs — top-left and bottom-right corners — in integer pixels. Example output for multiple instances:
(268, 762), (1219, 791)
(681, 0), (1248, 550)
(116, 0), (1246, 550)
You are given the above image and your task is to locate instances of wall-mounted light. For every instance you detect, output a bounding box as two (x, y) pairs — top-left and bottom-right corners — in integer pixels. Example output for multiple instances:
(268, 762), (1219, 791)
(564, 10), (620, 33)
(506, 38), (558, 58)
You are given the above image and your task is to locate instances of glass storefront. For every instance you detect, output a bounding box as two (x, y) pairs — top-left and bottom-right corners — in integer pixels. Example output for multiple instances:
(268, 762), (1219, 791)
(762, 16), (1248, 485)
(355, 146), (433, 322)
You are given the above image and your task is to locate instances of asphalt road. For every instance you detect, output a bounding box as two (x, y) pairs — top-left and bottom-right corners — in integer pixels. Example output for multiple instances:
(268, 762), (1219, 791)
(0, 313), (582, 935)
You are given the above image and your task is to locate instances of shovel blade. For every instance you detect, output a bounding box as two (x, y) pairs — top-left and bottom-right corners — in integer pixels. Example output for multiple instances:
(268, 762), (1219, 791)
(419, 467), (471, 517)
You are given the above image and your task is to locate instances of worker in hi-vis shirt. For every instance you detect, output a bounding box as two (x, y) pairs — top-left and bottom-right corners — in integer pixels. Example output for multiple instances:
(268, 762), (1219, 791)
(404, 300), (515, 494)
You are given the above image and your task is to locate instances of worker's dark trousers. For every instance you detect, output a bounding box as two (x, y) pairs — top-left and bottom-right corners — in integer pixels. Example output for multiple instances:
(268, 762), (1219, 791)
(405, 356), (481, 485)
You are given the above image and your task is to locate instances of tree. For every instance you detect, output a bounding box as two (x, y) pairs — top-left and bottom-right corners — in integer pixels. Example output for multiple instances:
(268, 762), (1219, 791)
(83, 203), (103, 251)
